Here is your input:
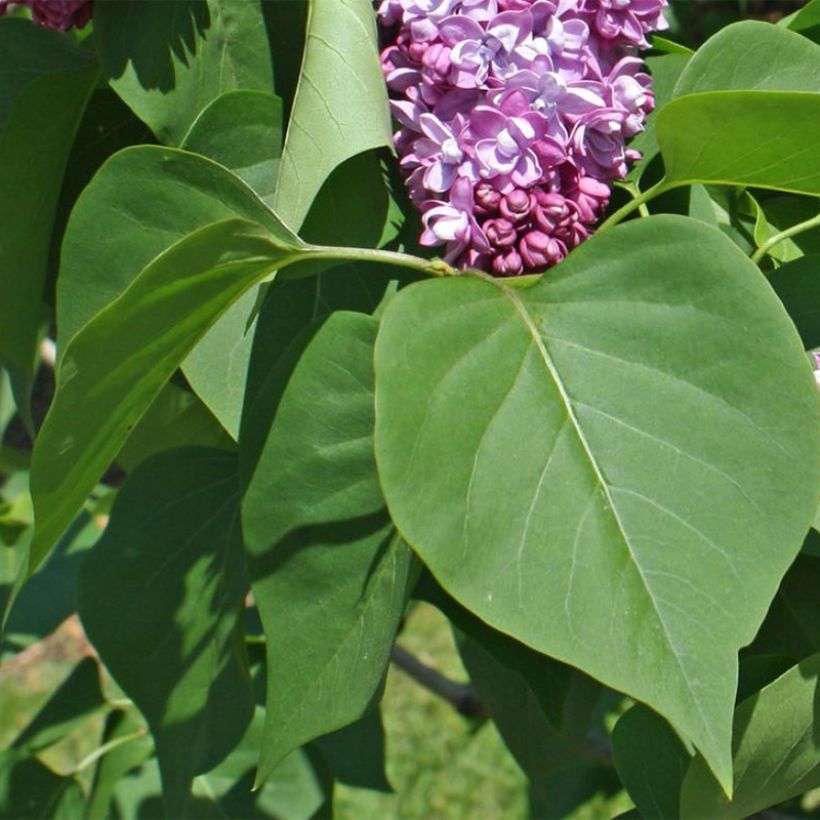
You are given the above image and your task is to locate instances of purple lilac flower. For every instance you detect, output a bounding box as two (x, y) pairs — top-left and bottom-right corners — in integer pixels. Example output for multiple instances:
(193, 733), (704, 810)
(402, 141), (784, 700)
(378, 0), (667, 275)
(0, 0), (92, 31)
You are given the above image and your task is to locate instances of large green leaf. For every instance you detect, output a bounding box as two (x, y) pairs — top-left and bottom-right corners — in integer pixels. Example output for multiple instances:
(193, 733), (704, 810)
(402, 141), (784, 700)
(673, 21), (820, 97)
(272, 0), (392, 229)
(93, 0), (273, 145)
(612, 704), (691, 819)
(680, 652), (820, 818)
(78, 448), (254, 816)
(34, 212), (420, 581)
(242, 312), (413, 781)
(0, 19), (97, 418)
(56, 146), (282, 351)
(657, 91), (820, 195)
(33, 219), (300, 573)
(374, 215), (820, 792)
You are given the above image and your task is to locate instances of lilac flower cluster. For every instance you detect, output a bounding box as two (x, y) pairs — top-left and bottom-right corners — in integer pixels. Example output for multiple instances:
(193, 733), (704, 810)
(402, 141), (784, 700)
(378, 0), (667, 275)
(0, 0), (92, 31)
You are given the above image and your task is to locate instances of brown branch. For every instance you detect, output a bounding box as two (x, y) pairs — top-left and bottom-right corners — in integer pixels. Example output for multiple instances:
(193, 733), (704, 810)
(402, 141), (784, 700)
(390, 643), (489, 718)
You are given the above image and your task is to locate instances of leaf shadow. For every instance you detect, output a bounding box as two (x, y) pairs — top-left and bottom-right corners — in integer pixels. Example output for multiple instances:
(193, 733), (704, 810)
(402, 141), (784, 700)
(99, 0), (211, 93)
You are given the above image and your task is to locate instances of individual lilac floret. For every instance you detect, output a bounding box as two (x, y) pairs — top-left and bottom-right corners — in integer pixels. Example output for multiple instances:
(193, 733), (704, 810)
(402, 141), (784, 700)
(377, 0), (667, 275)
(0, 0), (92, 31)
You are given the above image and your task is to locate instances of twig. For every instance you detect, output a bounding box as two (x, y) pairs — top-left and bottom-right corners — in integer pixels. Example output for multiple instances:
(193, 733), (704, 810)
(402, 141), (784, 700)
(390, 644), (489, 718)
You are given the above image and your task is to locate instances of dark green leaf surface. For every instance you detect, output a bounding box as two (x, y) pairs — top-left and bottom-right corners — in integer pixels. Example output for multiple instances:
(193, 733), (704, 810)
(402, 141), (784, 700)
(0, 19), (97, 417)
(374, 215), (820, 792)
(242, 312), (412, 781)
(457, 634), (598, 784)
(273, 0), (392, 229)
(612, 705), (691, 819)
(0, 755), (74, 820)
(768, 255), (820, 349)
(658, 91), (820, 195)
(313, 709), (391, 793)
(680, 652), (820, 818)
(78, 448), (254, 816)
(417, 572), (574, 730)
(182, 88), (283, 206)
(747, 553), (820, 660)
(84, 710), (154, 820)
(93, 0), (273, 145)
(32, 218), (301, 572)
(116, 383), (233, 472)
(190, 706), (330, 819)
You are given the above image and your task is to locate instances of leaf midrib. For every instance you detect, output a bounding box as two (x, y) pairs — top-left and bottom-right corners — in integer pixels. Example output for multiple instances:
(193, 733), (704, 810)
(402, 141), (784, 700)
(493, 278), (716, 752)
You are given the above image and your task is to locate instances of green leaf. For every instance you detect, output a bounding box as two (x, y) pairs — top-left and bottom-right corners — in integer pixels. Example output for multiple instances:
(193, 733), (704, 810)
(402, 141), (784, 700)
(787, 0), (820, 43)
(0, 755), (74, 820)
(273, 0), (392, 230)
(84, 710), (154, 820)
(673, 21), (820, 97)
(56, 146), (284, 351)
(78, 448), (254, 816)
(93, 0), (274, 145)
(9, 657), (105, 755)
(32, 218), (304, 573)
(612, 705), (691, 819)
(679, 652), (820, 818)
(55, 144), (286, 440)
(651, 22), (820, 197)
(457, 634), (598, 784)
(416, 572), (574, 731)
(312, 710), (391, 793)
(3, 509), (102, 653)
(182, 89), (283, 206)
(658, 91), (820, 195)
(116, 382), (234, 472)
(768, 255), (820, 349)
(191, 706), (330, 819)
(747, 553), (820, 661)
(374, 215), (820, 793)
(241, 312), (413, 781)
(626, 53), (690, 184)
(0, 19), (97, 418)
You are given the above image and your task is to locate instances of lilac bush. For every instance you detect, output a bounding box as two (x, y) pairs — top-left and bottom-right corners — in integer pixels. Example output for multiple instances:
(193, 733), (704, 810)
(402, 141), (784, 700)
(378, 0), (668, 274)
(0, 0), (91, 31)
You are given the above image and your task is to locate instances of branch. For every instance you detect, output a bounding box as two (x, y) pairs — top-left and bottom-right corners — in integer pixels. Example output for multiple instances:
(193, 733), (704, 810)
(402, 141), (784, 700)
(390, 644), (489, 718)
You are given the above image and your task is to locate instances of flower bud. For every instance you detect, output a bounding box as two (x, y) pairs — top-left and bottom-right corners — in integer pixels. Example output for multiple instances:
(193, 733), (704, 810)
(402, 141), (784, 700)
(499, 189), (532, 223)
(484, 218), (518, 249)
(474, 182), (502, 215)
(520, 231), (565, 270)
(492, 248), (524, 276)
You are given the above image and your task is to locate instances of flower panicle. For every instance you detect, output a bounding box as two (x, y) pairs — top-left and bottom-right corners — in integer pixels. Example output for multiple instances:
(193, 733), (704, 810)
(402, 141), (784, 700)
(377, 0), (668, 276)
(0, 0), (92, 31)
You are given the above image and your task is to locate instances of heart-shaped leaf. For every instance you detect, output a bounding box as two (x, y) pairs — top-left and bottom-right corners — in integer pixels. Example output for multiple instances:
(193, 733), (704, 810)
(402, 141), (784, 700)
(374, 215), (820, 792)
